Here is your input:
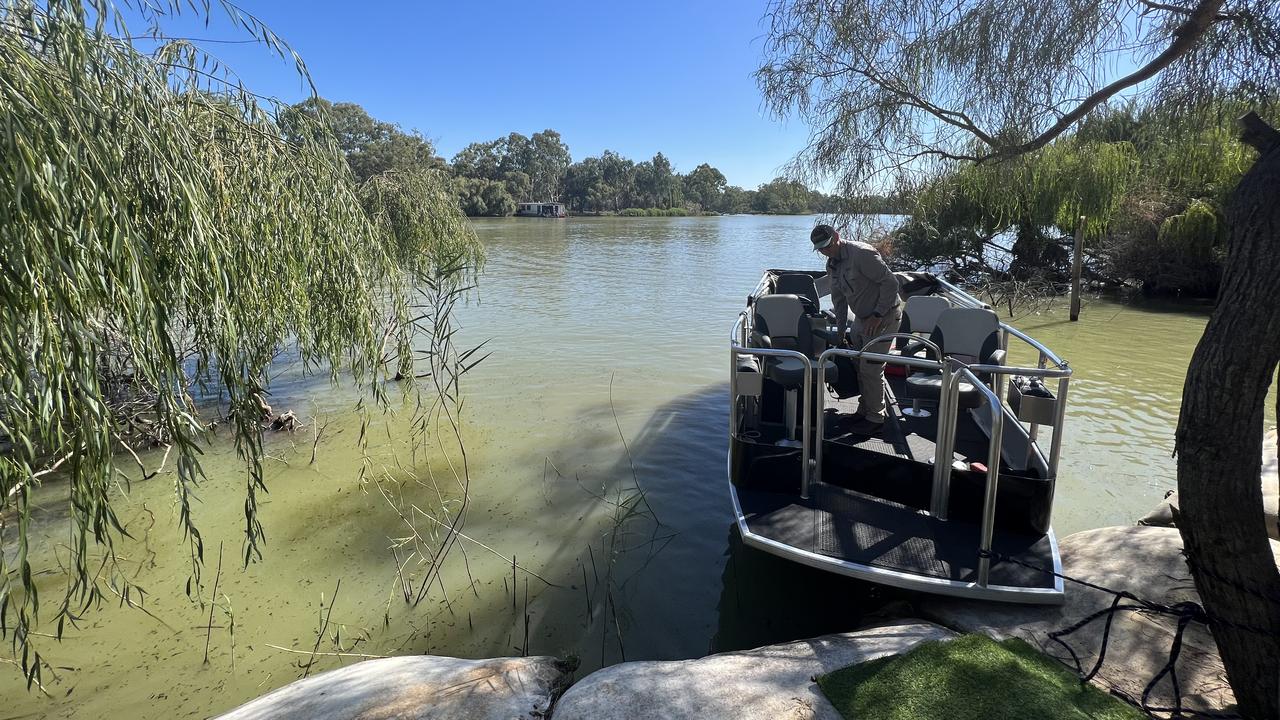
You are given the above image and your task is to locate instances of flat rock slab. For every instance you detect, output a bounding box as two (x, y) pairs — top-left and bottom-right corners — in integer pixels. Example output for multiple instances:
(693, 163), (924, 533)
(214, 655), (572, 720)
(923, 525), (1280, 717)
(552, 620), (954, 720)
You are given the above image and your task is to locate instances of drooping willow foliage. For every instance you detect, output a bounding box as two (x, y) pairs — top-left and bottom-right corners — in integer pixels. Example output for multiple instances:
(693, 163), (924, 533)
(0, 0), (482, 686)
(758, 0), (1279, 192)
(894, 102), (1258, 292)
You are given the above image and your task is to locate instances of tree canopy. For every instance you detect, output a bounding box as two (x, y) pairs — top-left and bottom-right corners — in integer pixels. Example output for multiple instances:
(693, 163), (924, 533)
(281, 98), (446, 182)
(758, 0), (1278, 193)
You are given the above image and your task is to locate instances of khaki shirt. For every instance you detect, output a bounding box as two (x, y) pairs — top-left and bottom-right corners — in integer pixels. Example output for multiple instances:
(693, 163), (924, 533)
(827, 240), (900, 335)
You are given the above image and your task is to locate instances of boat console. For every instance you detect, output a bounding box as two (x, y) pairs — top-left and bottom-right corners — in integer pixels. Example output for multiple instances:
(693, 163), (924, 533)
(729, 269), (1072, 603)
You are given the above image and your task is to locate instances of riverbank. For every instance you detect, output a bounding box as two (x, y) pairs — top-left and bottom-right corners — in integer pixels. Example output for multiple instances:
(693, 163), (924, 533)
(219, 520), (1276, 719)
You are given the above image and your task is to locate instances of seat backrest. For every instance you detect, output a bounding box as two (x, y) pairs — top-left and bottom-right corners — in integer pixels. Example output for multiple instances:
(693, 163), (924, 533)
(928, 307), (1000, 364)
(774, 273), (820, 311)
(753, 294), (807, 353)
(902, 295), (952, 334)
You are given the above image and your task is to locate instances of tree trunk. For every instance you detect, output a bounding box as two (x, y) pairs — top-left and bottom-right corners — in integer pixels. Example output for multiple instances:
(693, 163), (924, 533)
(1175, 112), (1280, 720)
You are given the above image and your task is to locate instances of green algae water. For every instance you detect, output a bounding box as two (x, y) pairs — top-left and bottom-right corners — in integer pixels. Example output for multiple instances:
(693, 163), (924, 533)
(2, 215), (1240, 718)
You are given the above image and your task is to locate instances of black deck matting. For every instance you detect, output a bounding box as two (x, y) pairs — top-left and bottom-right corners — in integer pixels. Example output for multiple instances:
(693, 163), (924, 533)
(824, 376), (1004, 467)
(737, 483), (1055, 589)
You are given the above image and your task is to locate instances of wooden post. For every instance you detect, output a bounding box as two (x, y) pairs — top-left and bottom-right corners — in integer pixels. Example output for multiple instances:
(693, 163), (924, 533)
(1069, 216), (1086, 322)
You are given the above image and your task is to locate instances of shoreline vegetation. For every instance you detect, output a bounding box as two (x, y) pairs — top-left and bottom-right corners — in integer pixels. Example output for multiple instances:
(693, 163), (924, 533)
(287, 95), (1261, 299)
(282, 99), (907, 220)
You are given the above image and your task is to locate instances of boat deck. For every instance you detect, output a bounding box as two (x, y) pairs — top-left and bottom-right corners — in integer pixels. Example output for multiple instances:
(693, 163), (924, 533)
(825, 375), (1002, 468)
(734, 482), (1059, 597)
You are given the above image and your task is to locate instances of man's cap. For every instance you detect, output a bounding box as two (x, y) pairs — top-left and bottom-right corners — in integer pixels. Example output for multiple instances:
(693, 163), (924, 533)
(810, 224), (836, 250)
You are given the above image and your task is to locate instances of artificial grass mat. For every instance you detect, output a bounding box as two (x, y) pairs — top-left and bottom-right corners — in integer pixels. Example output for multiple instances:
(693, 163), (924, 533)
(816, 633), (1144, 720)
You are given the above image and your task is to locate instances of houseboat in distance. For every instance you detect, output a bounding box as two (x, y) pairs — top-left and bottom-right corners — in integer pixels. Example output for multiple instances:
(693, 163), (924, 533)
(515, 201), (567, 218)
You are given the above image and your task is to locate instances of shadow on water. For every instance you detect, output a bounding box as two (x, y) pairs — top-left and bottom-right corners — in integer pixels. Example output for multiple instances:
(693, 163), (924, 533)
(520, 382), (909, 670)
(711, 524), (910, 655)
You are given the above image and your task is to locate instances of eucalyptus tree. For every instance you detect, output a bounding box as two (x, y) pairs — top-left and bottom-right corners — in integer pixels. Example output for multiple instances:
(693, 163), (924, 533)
(282, 98), (445, 182)
(759, 0), (1280, 715)
(684, 163), (729, 212)
(528, 130), (571, 200)
(563, 157), (605, 212)
(1, 0), (480, 689)
(599, 150), (638, 211)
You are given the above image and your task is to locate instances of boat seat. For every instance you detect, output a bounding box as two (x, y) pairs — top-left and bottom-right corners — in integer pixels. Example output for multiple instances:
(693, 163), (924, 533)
(753, 294), (837, 441)
(752, 294), (837, 388)
(905, 373), (982, 408)
(774, 273), (821, 314)
(905, 307), (1005, 410)
(897, 295), (953, 363)
(902, 295), (952, 336)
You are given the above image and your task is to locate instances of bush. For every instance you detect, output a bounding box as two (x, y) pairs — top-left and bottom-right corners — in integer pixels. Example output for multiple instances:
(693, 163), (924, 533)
(616, 207), (691, 217)
(1106, 196), (1226, 296)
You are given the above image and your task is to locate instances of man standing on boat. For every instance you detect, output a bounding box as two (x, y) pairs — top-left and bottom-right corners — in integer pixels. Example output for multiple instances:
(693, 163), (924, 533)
(811, 224), (902, 435)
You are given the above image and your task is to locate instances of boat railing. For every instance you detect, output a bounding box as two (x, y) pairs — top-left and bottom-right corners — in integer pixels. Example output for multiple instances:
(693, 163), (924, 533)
(934, 275), (1073, 480)
(814, 337), (944, 499)
(730, 311), (816, 496)
(732, 283), (1074, 506)
(951, 363), (1006, 587)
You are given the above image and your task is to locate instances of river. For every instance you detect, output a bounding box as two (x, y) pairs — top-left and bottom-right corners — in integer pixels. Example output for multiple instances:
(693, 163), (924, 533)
(4, 214), (1232, 718)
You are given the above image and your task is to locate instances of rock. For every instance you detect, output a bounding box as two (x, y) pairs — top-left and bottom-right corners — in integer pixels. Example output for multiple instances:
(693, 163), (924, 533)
(1137, 490), (1178, 528)
(552, 620), (954, 720)
(1139, 428), (1279, 541)
(922, 525), (1280, 717)
(213, 655), (573, 720)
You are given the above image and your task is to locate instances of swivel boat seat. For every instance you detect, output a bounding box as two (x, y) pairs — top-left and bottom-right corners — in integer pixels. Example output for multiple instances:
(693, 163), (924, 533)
(903, 307), (1006, 413)
(751, 294), (836, 445)
(897, 295), (953, 417)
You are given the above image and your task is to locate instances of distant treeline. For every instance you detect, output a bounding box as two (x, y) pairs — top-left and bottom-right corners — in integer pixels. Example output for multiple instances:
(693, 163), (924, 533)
(283, 98), (903, 217)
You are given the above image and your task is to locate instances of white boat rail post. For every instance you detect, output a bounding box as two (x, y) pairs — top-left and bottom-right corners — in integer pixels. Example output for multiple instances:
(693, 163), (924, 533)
(967, 366), (1006, 588)
(800, 359), (814, 499)
(814, 352), (829, 487)
(930, 358), (958, 518)
(730, 312), (746, 437)
(1048, 373), (1071, 488)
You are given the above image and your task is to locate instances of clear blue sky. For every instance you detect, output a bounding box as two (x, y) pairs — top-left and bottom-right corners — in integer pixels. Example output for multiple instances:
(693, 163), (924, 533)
(154, 1), (812, 189)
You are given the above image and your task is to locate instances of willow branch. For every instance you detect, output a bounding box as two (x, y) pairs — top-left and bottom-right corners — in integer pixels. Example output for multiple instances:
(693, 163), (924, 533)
(984, 0), (1228, 159)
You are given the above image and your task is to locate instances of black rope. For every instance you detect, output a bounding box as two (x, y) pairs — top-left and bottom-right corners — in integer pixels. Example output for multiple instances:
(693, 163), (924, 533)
(977, 548), (1251, 719)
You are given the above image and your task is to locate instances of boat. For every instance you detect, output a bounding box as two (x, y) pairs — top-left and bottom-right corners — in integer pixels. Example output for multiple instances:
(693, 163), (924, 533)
(729, 270), (1072, 604)
(515, 201), (567, 218)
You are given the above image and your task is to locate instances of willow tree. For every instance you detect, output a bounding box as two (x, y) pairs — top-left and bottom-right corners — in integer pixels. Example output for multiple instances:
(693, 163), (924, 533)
(0, 0), (481, 688)
(901, 136), (1140, 278)
(759, 0), (1280, 716)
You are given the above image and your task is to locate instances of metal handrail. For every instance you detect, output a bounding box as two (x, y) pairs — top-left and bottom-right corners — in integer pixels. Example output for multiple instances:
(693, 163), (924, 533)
(967, 363), (1071, 379)
(814, 345), (944, 487)
(1001, 324), (1069, 371)
(731, 312), (816, 498)
(950, 363), (1006, 588)
(860, 332), (941, 360)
